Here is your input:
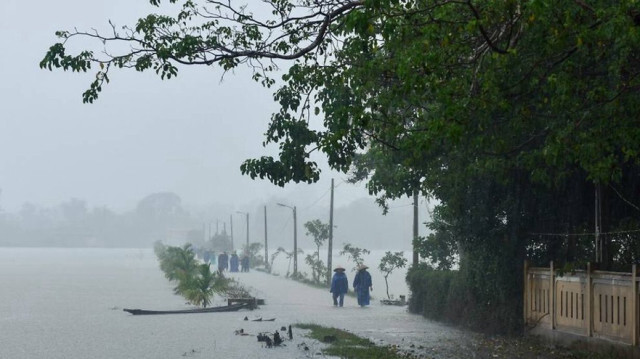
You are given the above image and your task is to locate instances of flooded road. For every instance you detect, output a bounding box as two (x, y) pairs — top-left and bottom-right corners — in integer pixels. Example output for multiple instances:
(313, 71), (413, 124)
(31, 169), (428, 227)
(232, 269), (476, 358)
(0, 248), (478, 358)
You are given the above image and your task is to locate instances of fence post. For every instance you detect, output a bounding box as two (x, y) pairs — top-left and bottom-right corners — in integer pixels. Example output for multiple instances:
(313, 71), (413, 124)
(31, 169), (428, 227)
(587, 262), (592, 337)
(632, 264), (637, 346)
(550, 261), (555, 330)
(523, 260), (529, 326)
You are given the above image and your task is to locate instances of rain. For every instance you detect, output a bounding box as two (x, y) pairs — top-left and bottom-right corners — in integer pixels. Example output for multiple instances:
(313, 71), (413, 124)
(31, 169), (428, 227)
(1, 1), (637, 359)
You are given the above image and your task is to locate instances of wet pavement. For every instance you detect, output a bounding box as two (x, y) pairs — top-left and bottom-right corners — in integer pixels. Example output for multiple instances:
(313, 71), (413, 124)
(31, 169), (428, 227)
(229, 270), (479, 358)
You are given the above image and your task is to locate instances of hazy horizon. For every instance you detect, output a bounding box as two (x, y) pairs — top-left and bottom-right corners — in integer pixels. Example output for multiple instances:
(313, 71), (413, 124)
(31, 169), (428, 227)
(0, 186), (427, 250)
(0, 1), (432, 252)
(0, 0), (376, 213)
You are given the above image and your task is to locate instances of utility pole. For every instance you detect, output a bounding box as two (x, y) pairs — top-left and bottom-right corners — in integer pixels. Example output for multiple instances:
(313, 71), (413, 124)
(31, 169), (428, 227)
(327, 178), (335, 286)
(293, 206), (298, 275)
(264, 205), (268, 270)
(236, 211), (250, 249)
(413, 190), (419, 266)
(230, 214), (234, 250)
(595, 184), (602, 264)
(277, 203), (298, 275)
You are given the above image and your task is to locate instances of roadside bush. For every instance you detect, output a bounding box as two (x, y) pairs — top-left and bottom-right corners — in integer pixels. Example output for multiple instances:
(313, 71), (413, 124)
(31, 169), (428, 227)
(406, 264), (456, 321)
(406, 255), (523, 334)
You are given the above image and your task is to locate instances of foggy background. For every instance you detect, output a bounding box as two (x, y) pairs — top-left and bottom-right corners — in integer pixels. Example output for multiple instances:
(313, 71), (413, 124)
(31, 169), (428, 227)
(0, 0), (429, 250)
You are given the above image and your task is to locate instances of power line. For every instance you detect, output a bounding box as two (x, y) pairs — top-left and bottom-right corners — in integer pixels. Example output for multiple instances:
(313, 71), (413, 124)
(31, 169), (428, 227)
(302, 187), (331, 210)
(277, 216), (292, 234)
(529, 229), (640, 237)
(301, 179), (347, 210)
(387, 203), (413, 209)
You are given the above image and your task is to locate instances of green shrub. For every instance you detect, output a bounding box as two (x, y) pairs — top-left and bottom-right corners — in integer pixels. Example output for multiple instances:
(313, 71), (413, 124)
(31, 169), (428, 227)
(406, 259), (523, 334)
(406, 264), (456, 321)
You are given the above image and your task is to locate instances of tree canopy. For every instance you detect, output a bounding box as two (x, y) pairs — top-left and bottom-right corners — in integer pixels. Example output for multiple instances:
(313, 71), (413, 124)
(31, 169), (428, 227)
(40, 0), (640, 190)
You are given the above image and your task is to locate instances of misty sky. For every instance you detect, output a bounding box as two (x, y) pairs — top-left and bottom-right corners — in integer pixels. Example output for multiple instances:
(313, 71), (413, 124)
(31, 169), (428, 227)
(0, 0), (394, 213)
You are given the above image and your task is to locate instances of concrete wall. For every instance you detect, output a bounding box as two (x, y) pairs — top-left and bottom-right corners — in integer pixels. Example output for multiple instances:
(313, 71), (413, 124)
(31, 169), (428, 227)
(524, 262), (639, 354)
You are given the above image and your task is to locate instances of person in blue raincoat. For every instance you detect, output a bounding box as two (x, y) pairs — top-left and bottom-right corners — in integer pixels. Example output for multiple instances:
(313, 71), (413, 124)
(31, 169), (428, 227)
(241, 254), (250, 272)
(330, 265), (348, 307)
(230, 252), (239, 272)
(218, 252), (228, 272)
(353, 264), (372, 307)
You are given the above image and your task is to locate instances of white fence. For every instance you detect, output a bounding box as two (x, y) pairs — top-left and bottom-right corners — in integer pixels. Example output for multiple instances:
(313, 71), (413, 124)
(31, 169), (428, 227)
(524, 261), (638, 345)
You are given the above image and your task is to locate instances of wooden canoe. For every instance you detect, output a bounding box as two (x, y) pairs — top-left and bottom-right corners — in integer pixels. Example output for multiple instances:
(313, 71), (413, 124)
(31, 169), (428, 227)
(123, 302), (249, 315)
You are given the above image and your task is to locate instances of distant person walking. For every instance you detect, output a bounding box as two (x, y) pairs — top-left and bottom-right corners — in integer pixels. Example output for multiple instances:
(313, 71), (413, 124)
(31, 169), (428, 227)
(353, 264), (372, 307)
(330, 265), (348, 307)
(218, 252), (228, 272)
(241, 255), (250, 272)
(230, 252), (239, 272)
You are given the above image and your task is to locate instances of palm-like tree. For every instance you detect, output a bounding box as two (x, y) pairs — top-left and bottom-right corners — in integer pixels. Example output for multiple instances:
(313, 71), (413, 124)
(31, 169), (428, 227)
(160, 244), (198, 282)
(176, 263), (228, 307)
(156, 243), (231, 308)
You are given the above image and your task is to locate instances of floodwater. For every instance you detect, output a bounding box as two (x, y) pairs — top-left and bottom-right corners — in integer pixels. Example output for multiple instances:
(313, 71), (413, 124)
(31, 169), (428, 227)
(0, 248), (473, 359)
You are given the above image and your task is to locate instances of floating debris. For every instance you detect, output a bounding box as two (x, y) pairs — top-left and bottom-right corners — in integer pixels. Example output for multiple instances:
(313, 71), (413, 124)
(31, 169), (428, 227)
(234, 328), (250, 336)
(257, 333), (273, 348)
(273, 331), (283, 346)
(322, 335), (337, 343)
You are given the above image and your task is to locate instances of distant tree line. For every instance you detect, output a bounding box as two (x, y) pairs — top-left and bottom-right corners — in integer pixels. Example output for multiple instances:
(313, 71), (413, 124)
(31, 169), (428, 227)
(0, 192), (194, 247)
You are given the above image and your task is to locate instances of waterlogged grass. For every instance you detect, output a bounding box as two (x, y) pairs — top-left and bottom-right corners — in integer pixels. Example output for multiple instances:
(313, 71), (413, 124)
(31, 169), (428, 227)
(295, 324), (407, 359)
(293, 324), (622, 359)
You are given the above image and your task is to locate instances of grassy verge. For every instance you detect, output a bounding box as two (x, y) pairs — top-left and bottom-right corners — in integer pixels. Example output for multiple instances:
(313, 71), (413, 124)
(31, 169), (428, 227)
(294, 324), (623, 359)
(295, 324), (406, 359)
